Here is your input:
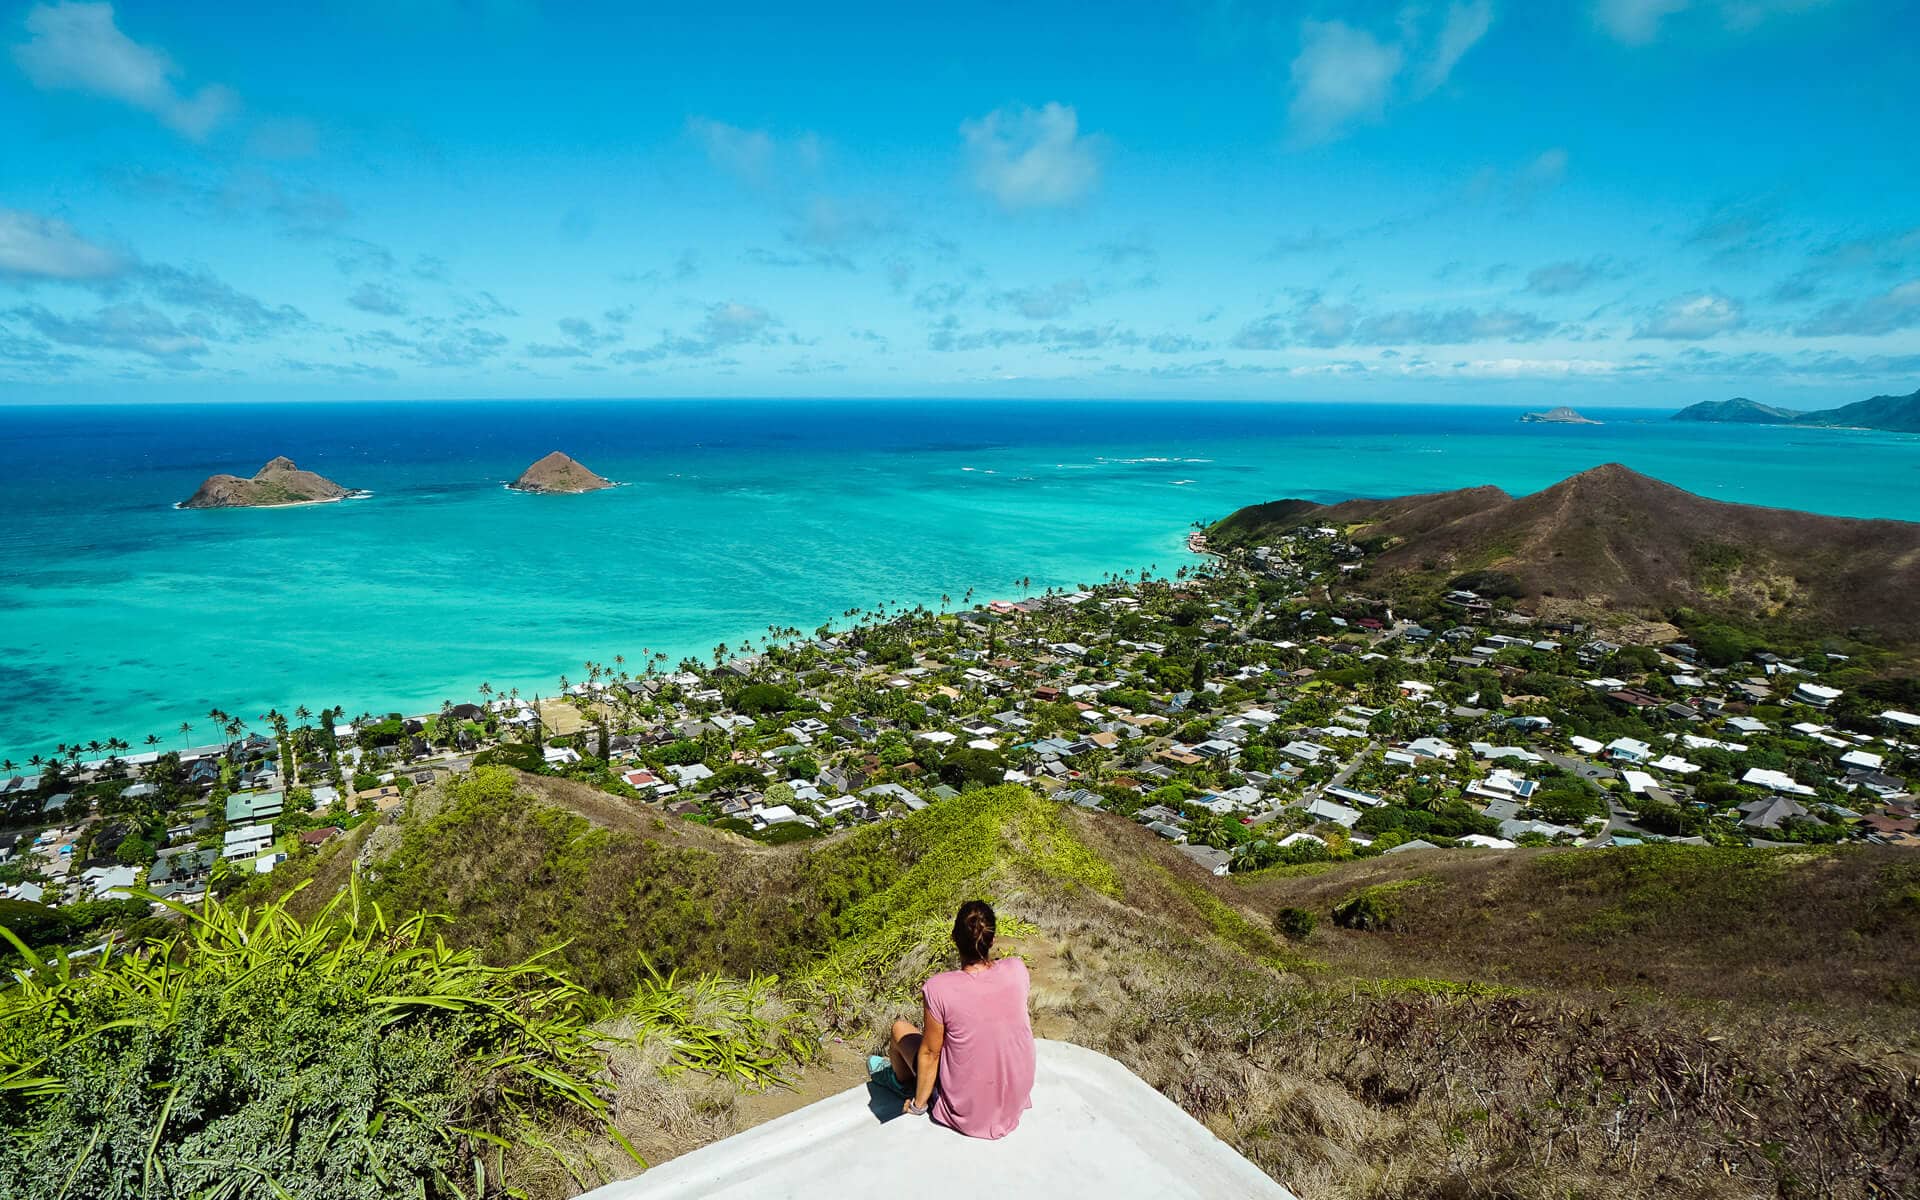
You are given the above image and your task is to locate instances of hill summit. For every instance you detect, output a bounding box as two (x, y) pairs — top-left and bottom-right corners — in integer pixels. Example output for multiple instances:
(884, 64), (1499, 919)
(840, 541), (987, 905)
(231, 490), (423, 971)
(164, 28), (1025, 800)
(1209, 462), (1920, 644)
(178, 456), (356, 508)
(509, 451), (614, 493)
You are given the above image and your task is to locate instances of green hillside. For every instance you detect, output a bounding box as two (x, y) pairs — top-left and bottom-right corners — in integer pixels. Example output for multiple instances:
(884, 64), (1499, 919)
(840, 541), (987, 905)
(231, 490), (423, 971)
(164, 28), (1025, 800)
(1206, 463), (1920, 647)
(11, 766), (1911, 1199)
(1674, 386), (1920, 432)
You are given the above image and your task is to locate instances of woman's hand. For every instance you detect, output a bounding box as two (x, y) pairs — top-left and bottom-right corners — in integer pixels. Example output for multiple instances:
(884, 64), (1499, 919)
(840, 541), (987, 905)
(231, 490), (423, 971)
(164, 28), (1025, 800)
(903, 1098), (927, 1116)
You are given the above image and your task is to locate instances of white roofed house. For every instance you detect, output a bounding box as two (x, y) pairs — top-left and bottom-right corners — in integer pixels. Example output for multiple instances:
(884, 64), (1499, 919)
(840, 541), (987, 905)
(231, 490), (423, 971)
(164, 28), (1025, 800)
(1470, 742), (1543, 764)
(1741, 767), (1816, 798)
(667, 762), (714, 787)
(1792, 682), (1843, 709)
(1304, 797), (1361, 828)
(1620, 769), (1659, 795)
(1404, 737), (1457, 760)
(1605, 737), (1653, 763)
(223, 822), (275, 860)
(1279, 740), (1331, 764)
(1466, 769), (1539, 802)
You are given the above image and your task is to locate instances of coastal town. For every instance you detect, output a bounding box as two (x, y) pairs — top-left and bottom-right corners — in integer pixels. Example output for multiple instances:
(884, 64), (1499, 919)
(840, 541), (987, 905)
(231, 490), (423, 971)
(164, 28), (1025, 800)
(3, 519), (1916, 933)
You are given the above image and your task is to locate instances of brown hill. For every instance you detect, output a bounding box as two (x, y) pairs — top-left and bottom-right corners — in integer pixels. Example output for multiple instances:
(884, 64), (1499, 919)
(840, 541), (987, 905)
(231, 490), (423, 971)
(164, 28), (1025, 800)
(508, 450), (613, 493)
(179, 456), (355, 508)
(1211, 463), (1920, 644)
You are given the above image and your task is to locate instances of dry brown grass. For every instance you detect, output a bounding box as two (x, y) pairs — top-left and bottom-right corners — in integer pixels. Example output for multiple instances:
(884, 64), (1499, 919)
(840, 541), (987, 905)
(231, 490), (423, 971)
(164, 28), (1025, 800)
(348, 778), (1920, 1199)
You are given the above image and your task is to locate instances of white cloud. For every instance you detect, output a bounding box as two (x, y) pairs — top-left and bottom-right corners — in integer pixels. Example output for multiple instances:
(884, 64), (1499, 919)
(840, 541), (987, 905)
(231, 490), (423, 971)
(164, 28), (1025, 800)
(1594, 0), (1691, 43)
(992, 280), (1092, 320)
(1417, 0), (1495, 95)
(1524, 257), (1616, 295)
(1594, 0), (1834, 43)
(686, 117), (821, 188)
(0, 208), (126, 281)
(698, 301), (776, 345)
(1633, 291), (1746, 339)
(1288, 20), (1404, 144)
(1524, 147), (1569, 189)
(11, 2), (236, 138)
(1793, 279), (1920, 337)
(347, 281), (408, 317)
(8, 300), (207, 364)
(961, 103), (1102, 211)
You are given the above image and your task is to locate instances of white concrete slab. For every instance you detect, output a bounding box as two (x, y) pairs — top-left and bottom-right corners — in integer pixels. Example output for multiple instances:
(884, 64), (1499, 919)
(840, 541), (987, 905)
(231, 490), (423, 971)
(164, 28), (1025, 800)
(586, 1039), (1295, 1200)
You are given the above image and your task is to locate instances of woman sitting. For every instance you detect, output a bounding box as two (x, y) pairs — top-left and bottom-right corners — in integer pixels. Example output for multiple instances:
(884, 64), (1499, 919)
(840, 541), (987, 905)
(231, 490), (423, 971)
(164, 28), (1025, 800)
(884, 899), (1036, 1139)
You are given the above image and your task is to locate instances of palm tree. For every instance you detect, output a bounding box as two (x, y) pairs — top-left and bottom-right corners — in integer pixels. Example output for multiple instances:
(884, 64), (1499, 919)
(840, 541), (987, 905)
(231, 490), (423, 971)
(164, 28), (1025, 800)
(179, 721), (193, 746)
(144, 734), (160, 747)
(1, 758), (14, 775)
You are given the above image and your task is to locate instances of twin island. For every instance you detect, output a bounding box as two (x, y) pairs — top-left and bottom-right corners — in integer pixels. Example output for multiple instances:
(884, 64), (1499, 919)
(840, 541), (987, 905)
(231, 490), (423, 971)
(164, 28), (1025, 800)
(179, 451), (612, 509)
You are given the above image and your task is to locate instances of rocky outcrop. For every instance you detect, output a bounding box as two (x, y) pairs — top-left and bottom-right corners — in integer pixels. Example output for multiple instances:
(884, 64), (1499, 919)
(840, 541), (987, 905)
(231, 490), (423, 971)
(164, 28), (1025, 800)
(508, 451), (614, 494)
(1519, 406), (1600, 424)
(180, 457), (356, 508)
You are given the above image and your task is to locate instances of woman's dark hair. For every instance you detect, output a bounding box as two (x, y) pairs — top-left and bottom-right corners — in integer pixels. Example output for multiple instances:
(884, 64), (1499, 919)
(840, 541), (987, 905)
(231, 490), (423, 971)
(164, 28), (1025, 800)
(953, 900), (996, 965)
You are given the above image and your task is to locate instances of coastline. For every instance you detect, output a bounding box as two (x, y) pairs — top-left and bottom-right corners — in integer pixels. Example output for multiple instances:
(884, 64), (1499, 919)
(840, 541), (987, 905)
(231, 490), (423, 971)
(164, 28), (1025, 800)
(8, 398), (1920, 760)
(0, 536), (1204, 763)
(173, 490), (373, 511)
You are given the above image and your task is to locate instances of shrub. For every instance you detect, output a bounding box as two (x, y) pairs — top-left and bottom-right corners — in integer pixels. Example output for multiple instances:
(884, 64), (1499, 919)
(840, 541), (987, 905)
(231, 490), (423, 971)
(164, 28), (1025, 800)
(0, 881), (638, 1200)
(1332, 891), (1396, 931)
(623, 958), (818, 1088)
(1332, 882), (1423, 932)
(0, 899), (66, 947)
(471, 739), (544, 772)
(1273, 906), (1317, 941)
(733, 683), (804, 716)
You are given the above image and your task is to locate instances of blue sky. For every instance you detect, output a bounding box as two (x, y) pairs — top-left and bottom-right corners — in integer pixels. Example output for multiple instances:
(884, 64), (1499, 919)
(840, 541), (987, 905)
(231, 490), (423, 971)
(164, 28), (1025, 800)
(2, 0), (1917, 406)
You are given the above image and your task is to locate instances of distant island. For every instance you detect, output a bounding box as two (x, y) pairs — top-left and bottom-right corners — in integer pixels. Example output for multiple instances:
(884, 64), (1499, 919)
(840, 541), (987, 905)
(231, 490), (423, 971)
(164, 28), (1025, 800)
(1208, 462), (1920, 646)
(1519, 406), (1600, 425)
(179, 457), (360, 509)
(1673, 386), (1920, 433)
(507, 451), (614, 494)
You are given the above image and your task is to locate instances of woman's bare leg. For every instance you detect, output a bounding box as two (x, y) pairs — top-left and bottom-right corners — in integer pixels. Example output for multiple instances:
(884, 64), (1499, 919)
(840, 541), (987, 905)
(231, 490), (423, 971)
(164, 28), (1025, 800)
(888, 1019), (921, 1086)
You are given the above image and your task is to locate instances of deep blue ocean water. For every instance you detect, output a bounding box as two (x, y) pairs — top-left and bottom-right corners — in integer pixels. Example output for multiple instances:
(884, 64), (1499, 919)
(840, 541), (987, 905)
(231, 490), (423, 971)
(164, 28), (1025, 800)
(2, 399), (1916, 762)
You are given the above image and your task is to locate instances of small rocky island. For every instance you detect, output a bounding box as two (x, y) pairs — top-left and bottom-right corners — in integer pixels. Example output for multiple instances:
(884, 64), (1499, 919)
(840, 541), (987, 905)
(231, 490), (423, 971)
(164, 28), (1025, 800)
(1519, 406), (1601, 425)
(508, 451), (614, 494)
(179, 456), (359, 509)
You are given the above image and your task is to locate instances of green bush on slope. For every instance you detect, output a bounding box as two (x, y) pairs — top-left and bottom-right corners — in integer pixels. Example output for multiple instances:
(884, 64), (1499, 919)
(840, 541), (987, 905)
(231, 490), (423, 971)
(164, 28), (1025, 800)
(0, 881), (637, 1200)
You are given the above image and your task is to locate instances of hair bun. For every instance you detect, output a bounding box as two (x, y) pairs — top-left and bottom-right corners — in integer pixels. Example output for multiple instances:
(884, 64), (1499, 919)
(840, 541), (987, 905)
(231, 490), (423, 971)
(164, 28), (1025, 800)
(953, 900), (997, 964)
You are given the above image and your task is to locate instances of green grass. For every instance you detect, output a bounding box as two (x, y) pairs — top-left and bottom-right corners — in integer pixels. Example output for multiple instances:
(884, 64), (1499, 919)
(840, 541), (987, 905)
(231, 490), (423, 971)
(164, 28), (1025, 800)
(1156, 867), (1325, 973)
(1528, 843), (1808, 942)
(799, 786), (1120, 991)
(1352, 977), (1528, 999)
(623, 958), (819, 1090)
(0, 878), (638, 1200)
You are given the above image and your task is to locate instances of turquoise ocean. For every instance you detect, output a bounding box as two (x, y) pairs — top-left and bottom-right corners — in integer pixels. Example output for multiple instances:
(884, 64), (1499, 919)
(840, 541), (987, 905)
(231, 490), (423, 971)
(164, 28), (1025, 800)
(2, 399), (1916, 762)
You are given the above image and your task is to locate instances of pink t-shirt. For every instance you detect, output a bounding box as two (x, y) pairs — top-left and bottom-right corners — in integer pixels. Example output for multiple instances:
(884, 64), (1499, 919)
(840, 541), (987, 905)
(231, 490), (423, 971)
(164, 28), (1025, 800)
(922, 957), (1036, 1139)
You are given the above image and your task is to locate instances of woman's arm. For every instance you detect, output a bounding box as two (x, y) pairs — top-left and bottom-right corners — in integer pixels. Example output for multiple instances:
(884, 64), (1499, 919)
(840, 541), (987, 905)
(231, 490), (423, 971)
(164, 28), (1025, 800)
(907, 1013), (945, 1114)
